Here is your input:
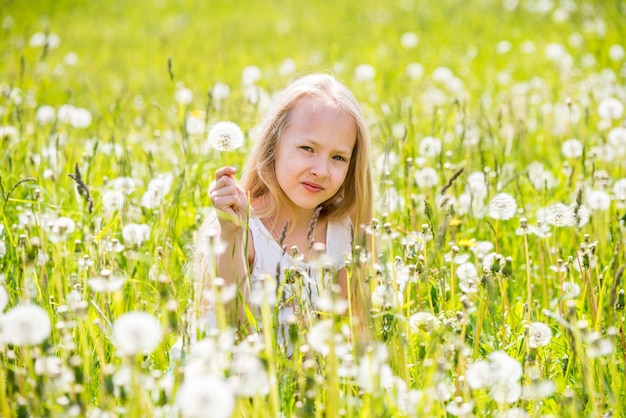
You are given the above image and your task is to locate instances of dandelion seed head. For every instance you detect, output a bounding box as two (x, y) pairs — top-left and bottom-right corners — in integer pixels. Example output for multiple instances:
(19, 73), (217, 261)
(488, 351), (523, 384)
(354, 63), (376, 82)
(0, 240), (6, 259)
(177, 373), (235, 418)
(186, 112), (206, 136)
(586, 189), (611, 211)
(409, 312), (440, 333)
(523, 380), (556, 400)
(122, 223), (151, 247)
(212, 82), (230, 101)
(228, 352), (269, 397)
(249, 274), (277, 306)
(405, 62), (424, 79)
(205, 121), (244, 152)
(371, 284), (401, 308)
(112, 311), (162, 356)
(528, 322), (552, 348)
(35, 105), (56, 124)
(608, 127), (626, 149)
(101, 190), (125, 215)
(543, 203), (575, 227)
(446, 398), (474, 416)
(400, 32), (419, 48)
(598, 97), (624, 120)
(418, 136), (442, 157)
(242, 65), (262, 86)
(414, 167), (440, 188)
(561, 138), (583, 158)
(488, 193), (517, 220)
(307, 319), (335, 355)
(175, 86), (193, 105)
(3, 304), (51, 346)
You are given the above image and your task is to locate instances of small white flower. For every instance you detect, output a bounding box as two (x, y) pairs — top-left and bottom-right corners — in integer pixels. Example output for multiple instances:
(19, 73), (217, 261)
(0, 240), (6, 259)
(307, 319), (334, 355)
(205, 121), (245, 152)
(541, 203), (571, 227)
(122, 223), (151, 247)
(561, 138), (583, 158)
(598, 97), (624, 120)
(176, 374), (235, 418)
(528, 322), (552, 348)
(69, 107), (92, 128)
(488, 193), (517, 220)
(609, 44), (625, 61)
(48, 216), (76, 243)
(465, 359), (491, 389)
(242, 65), (262, 86)
(112, 311), (162, 356)
(249, 274), (277, 306)
(186, 112), (206, 136)
(586, 189), (611, 211)
(36, 105), (56, 124)
(0, 126), (19, 142)
(406, 62), (424, 79)
(175, 87), (193, 105)
(101, 190), (125, 216)
(418, 136), (442, 157)
(409, 312), (439, 333)
(3, 304), (52, 346)
(228, 352), (269, 396)
(400, 32), (419, 49)
(608, 127), (626, 148)
(212, 82), (231, 101)
(354, 64), (376, 82)
(414, 167), (440, 188)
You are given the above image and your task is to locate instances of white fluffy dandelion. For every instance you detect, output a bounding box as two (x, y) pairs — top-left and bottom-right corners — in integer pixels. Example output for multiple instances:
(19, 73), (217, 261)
(112, 311), (162, 356)
(419, 136), (442, 157)
(205, 121), (245, 152)
(3, 304), (52, 346)
(528, 322), (552, 348)
(488, 193), (517, 220)
(177, 374), (235, 418)
(354, 64), (376, 82)
(608, 127), (626, 148)
(561, 138), (583, 158)
(586, 189), (611, 211)
(400, 32), (419, 48)
(414, 167), (440, 188)
(598, 97), (624, 120)
(122, 223), (150, 247)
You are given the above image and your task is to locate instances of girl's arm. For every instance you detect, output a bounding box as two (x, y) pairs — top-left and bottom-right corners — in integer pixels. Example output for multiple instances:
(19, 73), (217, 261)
(206, 166), (251, 324)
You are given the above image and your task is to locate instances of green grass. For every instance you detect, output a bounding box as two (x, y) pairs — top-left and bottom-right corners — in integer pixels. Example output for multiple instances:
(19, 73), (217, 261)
(1, 0), (626, 416)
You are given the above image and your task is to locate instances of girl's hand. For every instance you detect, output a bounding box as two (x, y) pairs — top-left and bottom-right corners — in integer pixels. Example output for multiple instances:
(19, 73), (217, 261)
(209, 166), (248, 234)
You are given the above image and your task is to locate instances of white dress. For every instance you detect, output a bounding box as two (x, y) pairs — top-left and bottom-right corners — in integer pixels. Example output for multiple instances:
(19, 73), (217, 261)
(247, 216), (353, 340)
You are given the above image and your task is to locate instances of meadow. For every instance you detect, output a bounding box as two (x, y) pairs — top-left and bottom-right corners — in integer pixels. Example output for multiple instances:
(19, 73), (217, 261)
(1, 0), (625, 416)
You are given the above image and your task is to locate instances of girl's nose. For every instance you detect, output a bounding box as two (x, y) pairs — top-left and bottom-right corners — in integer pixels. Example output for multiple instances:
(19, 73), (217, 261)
(310, 157), (329, 178)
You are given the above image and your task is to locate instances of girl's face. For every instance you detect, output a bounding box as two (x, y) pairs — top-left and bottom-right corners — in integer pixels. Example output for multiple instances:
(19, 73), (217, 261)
(275, 97), (356, 214)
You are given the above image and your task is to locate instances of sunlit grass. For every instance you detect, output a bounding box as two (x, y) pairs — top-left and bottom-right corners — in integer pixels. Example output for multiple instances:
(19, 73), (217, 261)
(1, 0), (625, 416)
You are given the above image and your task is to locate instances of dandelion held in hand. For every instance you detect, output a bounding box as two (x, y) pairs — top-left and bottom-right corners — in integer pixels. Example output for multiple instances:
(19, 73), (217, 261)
(206, 121), (244, 165)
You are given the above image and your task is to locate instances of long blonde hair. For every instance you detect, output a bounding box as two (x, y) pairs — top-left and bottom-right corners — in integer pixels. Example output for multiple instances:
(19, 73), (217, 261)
(240, 73), (373, 230)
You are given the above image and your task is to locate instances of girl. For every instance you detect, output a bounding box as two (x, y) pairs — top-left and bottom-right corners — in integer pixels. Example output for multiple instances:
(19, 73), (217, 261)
(194, 73), (373, 335)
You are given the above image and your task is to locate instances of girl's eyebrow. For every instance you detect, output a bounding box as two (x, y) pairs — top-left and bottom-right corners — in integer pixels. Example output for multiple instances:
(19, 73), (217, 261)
(304, 139), (353, 156)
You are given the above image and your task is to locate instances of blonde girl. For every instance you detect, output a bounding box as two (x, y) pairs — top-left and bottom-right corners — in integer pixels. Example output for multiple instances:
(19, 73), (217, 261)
(195, 73), (372, 332)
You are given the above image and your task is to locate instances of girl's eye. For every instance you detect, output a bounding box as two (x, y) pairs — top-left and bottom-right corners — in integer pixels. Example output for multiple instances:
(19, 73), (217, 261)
(300, 146), (313, 152)
(332, 155), (347, 162)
